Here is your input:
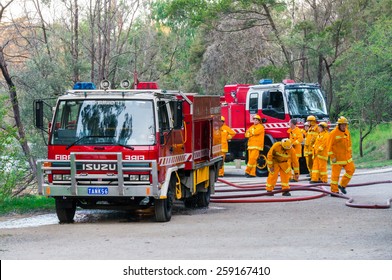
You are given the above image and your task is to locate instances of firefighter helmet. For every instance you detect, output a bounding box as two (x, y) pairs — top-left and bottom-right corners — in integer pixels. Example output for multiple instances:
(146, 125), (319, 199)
(221, 116), (225, 122)
(337, 116), (348, 124)
(307, 115), (316, 121)
(253, 114), (261, 120)
(281, 138), (292, 150)
(318, 122), (328, 129)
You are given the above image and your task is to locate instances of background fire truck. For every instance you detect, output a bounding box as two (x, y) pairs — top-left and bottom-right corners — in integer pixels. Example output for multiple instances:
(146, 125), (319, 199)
(220, 79), (329, 176)
(34, 80), (222, 223)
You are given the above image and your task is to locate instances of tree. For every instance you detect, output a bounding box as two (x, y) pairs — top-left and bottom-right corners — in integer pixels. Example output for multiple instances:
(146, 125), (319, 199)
(335, 17), (392, 157)
(0, 1), (39, 196)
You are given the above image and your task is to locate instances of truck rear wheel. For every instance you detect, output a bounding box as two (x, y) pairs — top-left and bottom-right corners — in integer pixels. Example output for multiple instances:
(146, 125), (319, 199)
(197, 186), (211, 208)
(197, 168), (215, 207)
(184, 196), (197, 208)
(55, 198), (76, 223)
(155, 180), (175, 222)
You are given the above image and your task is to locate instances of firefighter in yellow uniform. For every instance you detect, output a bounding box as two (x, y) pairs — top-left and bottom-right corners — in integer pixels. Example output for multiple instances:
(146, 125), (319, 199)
(219, 116), (236, 177)
(327, 116), (355, 195)
(245, 114), (265, 177)
(266, 139), (299, 196)
(287, 119), (303, 182)
(310, 122), (330, 183)
(301, 122), (309, 139)
(304, 115), (319, 176)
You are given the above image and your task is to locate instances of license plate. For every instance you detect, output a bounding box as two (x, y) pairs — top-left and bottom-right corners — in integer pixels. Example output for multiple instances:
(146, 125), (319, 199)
(87, 187), (109, 195)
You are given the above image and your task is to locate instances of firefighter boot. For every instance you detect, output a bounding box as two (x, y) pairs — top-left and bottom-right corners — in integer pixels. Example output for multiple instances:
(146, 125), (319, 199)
(338, 185), (347, 194)
(266, 191), (274, 196)
(282, 191), (291, 196)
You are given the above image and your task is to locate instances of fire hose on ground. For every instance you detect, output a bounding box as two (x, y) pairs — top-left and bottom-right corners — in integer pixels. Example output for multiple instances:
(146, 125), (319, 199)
(212, 178), (392, 209)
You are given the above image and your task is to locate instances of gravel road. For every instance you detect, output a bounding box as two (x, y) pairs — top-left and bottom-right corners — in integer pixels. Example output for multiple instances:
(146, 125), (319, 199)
(1, 166), (391, 260)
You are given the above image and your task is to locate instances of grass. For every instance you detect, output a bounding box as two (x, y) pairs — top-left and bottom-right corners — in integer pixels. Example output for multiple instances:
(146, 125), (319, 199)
(1, 122), (392, 215)
(0, 195), (55, 215)
(350, 122), (392, 168)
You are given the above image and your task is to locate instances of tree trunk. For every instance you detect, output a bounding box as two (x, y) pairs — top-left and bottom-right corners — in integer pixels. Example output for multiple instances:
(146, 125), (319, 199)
(72, 0), (80, 83)
(359, 121), (374, 158)
(262, 4), (295, 79)
(0, 46), (37, 176)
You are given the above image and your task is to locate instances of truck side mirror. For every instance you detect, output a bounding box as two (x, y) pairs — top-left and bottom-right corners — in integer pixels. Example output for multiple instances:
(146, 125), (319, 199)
(172, 100), (183, 129)
(35, 100), (44, 130)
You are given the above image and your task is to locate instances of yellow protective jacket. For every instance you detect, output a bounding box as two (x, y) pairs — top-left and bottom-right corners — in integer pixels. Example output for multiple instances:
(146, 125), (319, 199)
(220, 124), (236, 153)
(304, 124), (318, 155)
(287, 126), (304, 157)
(267, 142), (299, 174)
(327, 127), (353, 164)
(313, 130), (329, 161)
(245, 123), (265, 151)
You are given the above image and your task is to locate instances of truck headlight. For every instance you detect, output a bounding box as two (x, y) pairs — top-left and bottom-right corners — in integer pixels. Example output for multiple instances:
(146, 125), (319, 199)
(129, 175), (139, 181)
(53, 174), (62, 181)
(140, 175), (149, 181)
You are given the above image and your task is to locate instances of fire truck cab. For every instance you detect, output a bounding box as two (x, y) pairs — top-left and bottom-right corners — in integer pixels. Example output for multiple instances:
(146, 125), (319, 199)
(35, 81), (222, 223)
(221, 79), (329, 176)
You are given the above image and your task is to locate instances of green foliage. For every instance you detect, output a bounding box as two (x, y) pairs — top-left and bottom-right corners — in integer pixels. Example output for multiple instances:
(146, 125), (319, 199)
(0, 95), (30, 202)
(0, 195), (55, 215)
(335, 17), (392, 125)
(350, 122), (392, 167)
(254, 65), (288, 82)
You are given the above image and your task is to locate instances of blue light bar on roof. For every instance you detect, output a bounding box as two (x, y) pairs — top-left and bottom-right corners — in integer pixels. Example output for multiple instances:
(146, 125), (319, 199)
(73, 82), (96, 90)
(259, 79), (273, 85)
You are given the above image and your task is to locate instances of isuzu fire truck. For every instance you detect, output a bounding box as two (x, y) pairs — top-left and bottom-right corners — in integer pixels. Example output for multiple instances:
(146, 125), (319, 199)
(221, 79), (329, 176)
(34, 80), (222, 223)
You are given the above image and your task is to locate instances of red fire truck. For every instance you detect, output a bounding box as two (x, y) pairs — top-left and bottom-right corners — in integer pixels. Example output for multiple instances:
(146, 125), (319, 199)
(34, 80), (222, 223)
(221, 79), (329, 176)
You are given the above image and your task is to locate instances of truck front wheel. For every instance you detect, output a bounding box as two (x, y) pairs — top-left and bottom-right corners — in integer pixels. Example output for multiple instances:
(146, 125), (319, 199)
(155, 181), (175, 222)
(256, 145), (271, 177)
(55, 198), (76, 223)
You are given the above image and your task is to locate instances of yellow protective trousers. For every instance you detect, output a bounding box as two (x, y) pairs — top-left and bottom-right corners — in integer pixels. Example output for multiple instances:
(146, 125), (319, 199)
(245, 149), (260, 176)
(330, 161), (355, 193)
(266, 162), (291, 192)
(219, 153), (226, 176)
(305, 154), (313, 173)
(311, 157), (328, 183)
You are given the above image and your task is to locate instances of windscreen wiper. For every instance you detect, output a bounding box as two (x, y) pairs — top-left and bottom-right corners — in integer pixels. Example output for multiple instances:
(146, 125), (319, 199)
(66, 135), (101, 150)
(93, 138), (135, 150)
(114, 142), (135, 150)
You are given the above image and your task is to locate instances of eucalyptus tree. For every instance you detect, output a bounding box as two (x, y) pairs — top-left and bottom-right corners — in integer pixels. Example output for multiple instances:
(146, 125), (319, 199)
(335, 17), (392, 157)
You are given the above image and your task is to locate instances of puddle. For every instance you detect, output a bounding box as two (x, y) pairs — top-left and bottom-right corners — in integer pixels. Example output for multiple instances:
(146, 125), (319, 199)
(0, 213), (59, 229)
(0, 206), (226, 229)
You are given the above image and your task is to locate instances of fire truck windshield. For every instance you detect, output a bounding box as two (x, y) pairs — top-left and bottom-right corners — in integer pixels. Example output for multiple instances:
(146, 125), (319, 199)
(51, 99), (156, 146)
(286, 88), (328, 118)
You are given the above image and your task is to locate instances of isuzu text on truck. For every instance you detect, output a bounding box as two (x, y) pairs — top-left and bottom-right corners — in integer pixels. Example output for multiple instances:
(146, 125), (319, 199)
(221, 79), (329, 176)
(34, 80), (222, 222)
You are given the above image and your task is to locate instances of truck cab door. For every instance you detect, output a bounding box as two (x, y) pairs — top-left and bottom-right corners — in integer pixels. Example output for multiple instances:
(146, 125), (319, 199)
(157, 101), (172, 146)
(261, 91), (286, 120)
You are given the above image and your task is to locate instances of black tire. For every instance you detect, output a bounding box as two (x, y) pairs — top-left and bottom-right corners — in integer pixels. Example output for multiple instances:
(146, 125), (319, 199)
(155, 180), (175, 222)
(183, 196), (197, 208)
(197, 186), (211, 208)
(256, 145), (271, 177)
(55, 198), (76, 223)
(197, 168), (215, 207)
